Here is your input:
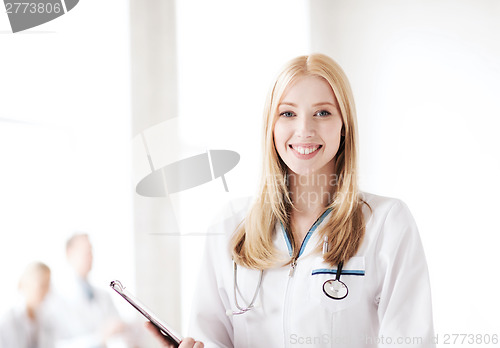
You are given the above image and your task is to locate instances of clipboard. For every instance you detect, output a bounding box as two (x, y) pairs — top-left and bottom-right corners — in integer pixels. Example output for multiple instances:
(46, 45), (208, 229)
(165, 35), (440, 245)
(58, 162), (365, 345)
(110, 280), (182, 347)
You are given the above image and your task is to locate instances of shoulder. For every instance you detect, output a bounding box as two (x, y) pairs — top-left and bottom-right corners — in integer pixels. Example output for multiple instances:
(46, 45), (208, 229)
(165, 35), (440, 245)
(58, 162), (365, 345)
(202, 196), (254, 265)
(0, 306), (23, 329)
(206, 196), (254, 238)
(92, 284), (113, 299)
(360, 191), (407, 211)
(359, 191), (415, 225)
(0, 308), (17, 342)
(359, 192), (422, 254)
(0, 307), (14, 326)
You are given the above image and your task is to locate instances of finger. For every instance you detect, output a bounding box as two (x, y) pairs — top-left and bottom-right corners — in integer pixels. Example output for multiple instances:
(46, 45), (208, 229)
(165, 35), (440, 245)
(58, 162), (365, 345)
(144, 321), (161, 338)
(144, 322), (175, 347)
(180, 338), (204, 348)
(179, 337), (195, 347)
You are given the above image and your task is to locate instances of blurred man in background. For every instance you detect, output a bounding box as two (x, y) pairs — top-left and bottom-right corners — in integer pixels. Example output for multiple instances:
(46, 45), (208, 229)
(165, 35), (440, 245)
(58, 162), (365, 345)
(46, 233), (133, 348)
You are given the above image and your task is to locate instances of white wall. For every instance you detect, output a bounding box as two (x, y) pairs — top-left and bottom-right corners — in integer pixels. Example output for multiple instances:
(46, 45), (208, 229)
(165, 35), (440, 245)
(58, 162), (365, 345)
(310, 0), (500, 340)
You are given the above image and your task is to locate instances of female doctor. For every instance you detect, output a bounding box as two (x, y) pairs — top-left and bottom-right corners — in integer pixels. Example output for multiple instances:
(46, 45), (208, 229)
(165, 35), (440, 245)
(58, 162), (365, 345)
(147, 53), (435, 347)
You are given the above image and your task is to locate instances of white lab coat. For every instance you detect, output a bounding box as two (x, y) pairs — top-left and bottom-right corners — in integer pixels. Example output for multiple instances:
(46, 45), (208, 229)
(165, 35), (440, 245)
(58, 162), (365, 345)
(0, 301), (54, 348)
(188, 192), (435, 348)
(44, 272), (126, 348)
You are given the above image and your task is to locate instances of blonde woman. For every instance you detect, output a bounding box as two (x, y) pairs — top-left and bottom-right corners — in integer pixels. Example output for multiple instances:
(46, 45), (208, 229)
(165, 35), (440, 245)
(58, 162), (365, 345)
(0, 262), (53, 348)
(148, 54), (435, 347)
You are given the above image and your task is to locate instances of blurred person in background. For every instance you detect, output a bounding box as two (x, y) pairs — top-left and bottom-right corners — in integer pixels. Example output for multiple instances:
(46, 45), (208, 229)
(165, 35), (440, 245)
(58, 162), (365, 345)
(46, 233), (136, 348)
(0, 261), (54, 348)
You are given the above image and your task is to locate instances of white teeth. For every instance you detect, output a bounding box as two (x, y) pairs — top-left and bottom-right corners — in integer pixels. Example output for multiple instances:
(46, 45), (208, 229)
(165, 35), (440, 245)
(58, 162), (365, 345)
(293, 146), (319, 155)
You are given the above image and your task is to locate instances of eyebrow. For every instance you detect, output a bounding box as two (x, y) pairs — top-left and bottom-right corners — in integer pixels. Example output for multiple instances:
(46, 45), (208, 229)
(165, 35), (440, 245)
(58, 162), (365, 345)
(279, 102), (337, 107)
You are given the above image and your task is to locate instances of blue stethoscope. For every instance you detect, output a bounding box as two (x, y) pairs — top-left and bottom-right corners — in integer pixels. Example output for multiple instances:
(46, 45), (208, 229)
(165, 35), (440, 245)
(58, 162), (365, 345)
(227, 236), (347, 316)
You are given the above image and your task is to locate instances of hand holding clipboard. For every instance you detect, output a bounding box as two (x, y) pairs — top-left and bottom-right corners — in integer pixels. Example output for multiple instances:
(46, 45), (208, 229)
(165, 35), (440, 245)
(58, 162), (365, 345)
(110, 280), (182, 347)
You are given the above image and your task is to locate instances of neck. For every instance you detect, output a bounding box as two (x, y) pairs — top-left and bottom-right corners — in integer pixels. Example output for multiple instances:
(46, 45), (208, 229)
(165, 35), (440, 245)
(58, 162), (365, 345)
(25, 305), (37, 320)
(288, 171), (334, 215)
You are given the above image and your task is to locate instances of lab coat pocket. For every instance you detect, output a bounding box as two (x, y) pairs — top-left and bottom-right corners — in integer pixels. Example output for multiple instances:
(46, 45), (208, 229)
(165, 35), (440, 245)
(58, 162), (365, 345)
(309, 256), (366, 313)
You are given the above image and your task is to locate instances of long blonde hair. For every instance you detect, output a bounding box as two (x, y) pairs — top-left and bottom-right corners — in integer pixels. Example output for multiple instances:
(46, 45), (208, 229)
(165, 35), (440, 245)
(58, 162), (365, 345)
(230, 54), (368, 269)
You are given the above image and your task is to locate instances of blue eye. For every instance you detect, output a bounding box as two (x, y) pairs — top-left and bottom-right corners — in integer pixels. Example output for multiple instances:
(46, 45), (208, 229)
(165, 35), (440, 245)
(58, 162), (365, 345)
(315, 110), (331, 117)
(280, 111), (295, 118)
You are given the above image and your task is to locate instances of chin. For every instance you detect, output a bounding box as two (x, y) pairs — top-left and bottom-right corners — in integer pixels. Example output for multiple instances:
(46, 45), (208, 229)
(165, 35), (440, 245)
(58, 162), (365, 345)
(288, 167), (319, 177)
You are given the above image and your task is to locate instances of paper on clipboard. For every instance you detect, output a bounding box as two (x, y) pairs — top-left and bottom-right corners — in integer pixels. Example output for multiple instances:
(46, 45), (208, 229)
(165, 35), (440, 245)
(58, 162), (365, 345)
(110, 280), (182, 346)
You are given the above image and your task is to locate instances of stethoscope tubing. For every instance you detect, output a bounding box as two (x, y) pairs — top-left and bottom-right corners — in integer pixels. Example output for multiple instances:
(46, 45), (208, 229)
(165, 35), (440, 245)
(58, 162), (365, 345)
(229, 238), (347, 315)
(230, 261), (264, 316)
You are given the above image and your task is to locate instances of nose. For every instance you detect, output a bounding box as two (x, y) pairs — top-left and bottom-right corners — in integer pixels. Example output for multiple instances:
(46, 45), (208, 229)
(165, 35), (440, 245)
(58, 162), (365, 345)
(295, 114), (315, 138)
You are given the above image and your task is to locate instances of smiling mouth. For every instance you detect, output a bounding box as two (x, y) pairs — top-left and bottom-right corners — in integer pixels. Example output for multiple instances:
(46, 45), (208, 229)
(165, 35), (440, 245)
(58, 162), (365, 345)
(289, 144), (322, 155)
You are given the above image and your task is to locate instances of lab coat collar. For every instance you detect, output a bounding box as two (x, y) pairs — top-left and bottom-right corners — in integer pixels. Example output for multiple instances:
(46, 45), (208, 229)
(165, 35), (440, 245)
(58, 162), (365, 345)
(275, 207), (333, 259)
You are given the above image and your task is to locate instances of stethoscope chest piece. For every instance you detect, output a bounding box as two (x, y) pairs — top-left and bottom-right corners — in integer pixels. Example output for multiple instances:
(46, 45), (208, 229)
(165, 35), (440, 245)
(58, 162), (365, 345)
(322, 260), (348, 300)
(323, 279), (348, 300)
